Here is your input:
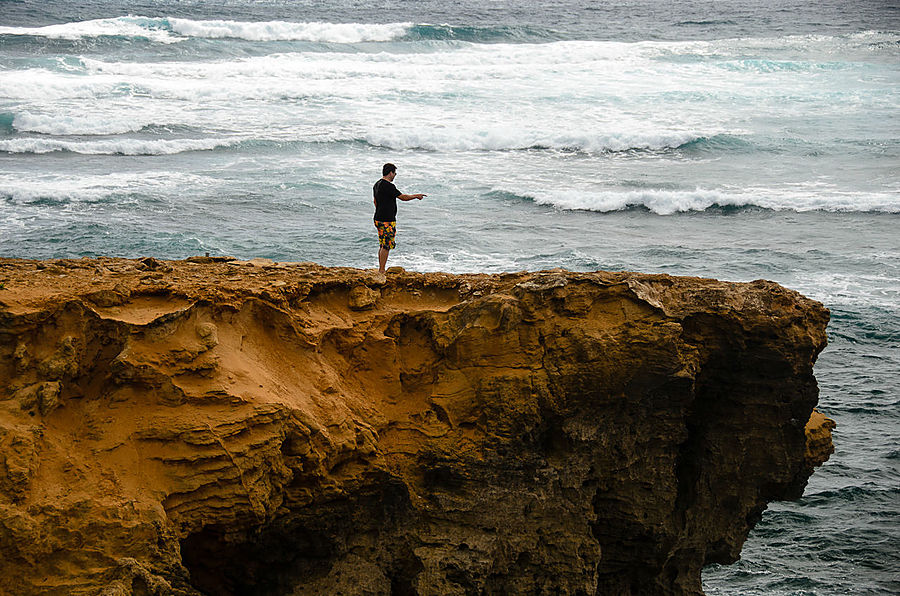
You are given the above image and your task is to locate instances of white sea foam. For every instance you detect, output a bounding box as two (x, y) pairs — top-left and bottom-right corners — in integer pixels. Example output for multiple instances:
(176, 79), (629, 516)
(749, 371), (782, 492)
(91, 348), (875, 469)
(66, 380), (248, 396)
(3, 50), (734, 153)
(1, 23), (895, 218)
(2, 17), (894, 58)
(362, 128), (704, 153)
(790, 272), (900, 310)
(12, 111), (152, 135)
(0, 171), (215, 203)
(0, 137), (238, 155)
(0, 17), (179, 43)
(167, 18), (412, 42)
(0, 37), (848, 108)
(391, 249), (524, 275)
(0, 16), (412, 44)
(2, 122), (709, 155)
(523, 188), (741, 215)
(513, 187), (900, 215)
(1, 69), (130, 100)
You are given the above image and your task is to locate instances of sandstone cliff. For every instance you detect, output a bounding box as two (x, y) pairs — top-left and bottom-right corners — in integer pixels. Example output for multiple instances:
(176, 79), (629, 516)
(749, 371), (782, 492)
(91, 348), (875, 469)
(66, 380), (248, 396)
(0, 257), (834, 595)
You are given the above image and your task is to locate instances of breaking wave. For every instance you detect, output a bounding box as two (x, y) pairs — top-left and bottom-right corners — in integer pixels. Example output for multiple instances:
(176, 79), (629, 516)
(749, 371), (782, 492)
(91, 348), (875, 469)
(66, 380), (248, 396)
(0, 137), (238, 155)
(0, 16), (565, 45)
(503, 187), (900, 215)
(0, 16), (412, 44)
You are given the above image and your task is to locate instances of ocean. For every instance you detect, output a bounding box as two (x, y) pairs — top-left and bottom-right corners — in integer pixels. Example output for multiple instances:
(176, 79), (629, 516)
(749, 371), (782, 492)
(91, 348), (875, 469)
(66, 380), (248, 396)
(1, 0), (898, 592)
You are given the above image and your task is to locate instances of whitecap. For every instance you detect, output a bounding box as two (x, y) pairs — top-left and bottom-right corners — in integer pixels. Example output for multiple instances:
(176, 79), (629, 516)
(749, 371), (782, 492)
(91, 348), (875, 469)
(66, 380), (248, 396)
(168, 18), (412, 43)
(0, 16), (414, 44)
(12, 111), (153, 136)
(0, 16), (178, 44)
(362, 128), (707, 153)
(503, 187), (900, 215)
(523, 188), (739, 215)
(0, 137), (238, 155)
(0, 171), (216, 204)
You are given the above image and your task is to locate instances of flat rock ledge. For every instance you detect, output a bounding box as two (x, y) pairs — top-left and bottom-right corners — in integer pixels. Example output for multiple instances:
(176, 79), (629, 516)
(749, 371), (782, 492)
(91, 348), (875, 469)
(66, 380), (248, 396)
(0, 257), (835, 595)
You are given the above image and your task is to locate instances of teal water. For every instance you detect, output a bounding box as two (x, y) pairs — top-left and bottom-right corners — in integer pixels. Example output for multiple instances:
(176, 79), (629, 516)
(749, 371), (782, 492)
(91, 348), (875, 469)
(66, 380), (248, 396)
(1, 1), (898, 593)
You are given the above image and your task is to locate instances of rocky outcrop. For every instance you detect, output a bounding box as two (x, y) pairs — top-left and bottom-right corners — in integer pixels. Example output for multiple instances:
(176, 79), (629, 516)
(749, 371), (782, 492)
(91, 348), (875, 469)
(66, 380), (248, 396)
(0, 257), (834, 595)
(804, 410), (837, 471)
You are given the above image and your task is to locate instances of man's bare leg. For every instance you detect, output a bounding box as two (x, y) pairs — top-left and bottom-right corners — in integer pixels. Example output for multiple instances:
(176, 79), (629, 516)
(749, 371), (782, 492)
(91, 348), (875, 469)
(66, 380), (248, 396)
(378, 247), (389, 273)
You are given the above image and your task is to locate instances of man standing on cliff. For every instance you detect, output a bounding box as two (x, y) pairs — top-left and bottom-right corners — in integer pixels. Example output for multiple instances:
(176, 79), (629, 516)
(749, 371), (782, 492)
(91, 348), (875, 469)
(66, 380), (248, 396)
(374, 163), (426, 274)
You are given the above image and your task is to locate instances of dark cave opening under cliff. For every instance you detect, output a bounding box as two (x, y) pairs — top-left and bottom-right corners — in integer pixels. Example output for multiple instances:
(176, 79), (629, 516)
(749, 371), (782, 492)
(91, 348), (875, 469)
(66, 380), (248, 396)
(179, 480), (418, 596)
(180, 520), (335, 596)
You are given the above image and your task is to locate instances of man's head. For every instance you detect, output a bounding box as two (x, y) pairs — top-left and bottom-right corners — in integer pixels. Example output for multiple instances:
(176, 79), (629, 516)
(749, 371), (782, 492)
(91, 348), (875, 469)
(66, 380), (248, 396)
(382, 163), (396, 180)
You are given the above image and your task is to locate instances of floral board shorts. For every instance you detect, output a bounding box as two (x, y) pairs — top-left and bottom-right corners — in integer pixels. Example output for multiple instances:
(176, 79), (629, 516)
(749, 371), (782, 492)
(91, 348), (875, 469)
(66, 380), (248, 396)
(375, 220), (396, 250)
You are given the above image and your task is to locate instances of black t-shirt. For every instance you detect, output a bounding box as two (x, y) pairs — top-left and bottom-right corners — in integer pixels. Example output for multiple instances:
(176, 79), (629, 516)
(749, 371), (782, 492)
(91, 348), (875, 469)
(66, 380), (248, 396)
(373, 179), (401, 222)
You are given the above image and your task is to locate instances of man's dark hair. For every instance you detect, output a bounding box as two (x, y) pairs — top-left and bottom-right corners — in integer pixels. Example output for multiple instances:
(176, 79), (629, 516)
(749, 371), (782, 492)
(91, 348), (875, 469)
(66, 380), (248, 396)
(383, 163), (396, 176)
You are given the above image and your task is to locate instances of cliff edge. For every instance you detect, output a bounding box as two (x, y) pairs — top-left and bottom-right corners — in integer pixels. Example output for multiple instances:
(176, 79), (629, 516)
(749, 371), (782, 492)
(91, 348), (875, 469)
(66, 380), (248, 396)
(0, 257), (834, 595)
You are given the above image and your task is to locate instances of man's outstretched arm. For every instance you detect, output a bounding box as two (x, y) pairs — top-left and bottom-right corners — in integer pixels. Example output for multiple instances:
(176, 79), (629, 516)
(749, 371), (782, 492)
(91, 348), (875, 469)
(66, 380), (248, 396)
(398, 193), (427, 201)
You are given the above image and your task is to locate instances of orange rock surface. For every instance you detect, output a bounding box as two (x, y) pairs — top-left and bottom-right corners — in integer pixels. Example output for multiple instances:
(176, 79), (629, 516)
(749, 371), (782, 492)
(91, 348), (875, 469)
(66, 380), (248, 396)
(805, 409), (837, 469)
(0, 257), (834, 595)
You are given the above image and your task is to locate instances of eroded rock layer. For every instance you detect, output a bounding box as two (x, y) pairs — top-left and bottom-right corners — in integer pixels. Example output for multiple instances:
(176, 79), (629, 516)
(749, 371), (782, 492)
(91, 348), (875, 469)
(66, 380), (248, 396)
(0, 257), (834, 595)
